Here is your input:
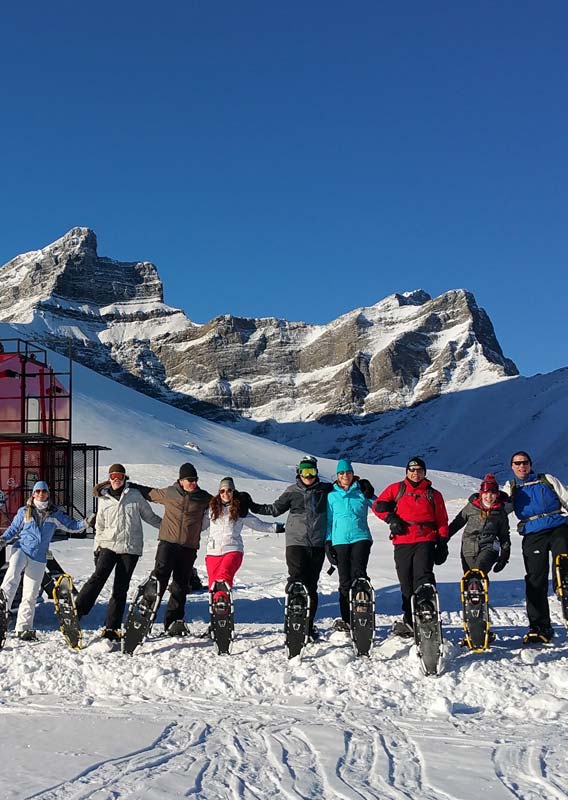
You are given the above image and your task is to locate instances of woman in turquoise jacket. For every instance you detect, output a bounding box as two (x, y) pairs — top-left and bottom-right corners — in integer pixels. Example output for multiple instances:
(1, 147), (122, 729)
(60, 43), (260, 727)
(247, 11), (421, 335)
(326, 459), (374, 631)
(0, 481), (88, 641)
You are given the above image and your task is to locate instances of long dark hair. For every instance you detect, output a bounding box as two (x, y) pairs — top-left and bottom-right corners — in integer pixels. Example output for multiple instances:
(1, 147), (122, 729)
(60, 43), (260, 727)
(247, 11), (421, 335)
(209, 493), (240, 522)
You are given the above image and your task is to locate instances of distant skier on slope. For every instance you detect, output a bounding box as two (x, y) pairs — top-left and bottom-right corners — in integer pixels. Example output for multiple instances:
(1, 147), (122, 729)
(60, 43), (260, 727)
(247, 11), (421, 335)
(372, 457), (449, 638)
(503, 451), (568, 645)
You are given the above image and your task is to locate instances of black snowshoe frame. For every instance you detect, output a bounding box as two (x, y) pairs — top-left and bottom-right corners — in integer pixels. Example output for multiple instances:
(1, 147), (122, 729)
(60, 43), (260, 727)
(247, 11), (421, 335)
(411, 582), (443, 676)
(0, 588), (7, 650)
(554, 553), (568, 629)
(284, 581), (310, 659)
(460, 568), (490, 652)
(122, 574), (161, 656)
(349, 577), (375, 657)
(52, 574), (82, 651)
(209, 581), (234, 655)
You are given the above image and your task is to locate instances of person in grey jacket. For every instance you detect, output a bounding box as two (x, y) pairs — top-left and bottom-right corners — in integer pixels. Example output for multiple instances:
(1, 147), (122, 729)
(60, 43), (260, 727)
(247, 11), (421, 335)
(448, 473), (511, 576)
(75, 463), (162, 641)
(250, 456), (331, 639)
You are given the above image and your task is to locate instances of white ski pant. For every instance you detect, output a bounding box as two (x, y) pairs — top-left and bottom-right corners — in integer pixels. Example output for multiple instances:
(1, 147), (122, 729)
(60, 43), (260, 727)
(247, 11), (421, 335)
(1, 549), (46, 632)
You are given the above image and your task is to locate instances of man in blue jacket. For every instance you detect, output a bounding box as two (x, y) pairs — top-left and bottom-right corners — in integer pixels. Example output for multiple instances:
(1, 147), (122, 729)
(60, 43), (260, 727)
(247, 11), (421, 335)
(503, 451), (568, 644)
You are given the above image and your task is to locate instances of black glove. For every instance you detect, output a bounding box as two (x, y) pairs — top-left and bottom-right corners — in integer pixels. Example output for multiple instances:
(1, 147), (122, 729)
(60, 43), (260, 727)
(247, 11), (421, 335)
(358, 478), (375, 499)
(433, 540), (449, 565)
(325, 540), (338, 566)
(386, 513), (407, 537)
(493, 542), (511, 573)
(236, 490), (252, 517)
(93, 547), (101, 566)
(275, 522), (285, 533)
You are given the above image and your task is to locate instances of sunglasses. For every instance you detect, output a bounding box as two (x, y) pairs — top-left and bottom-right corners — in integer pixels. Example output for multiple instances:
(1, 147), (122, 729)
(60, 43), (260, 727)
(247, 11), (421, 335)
(512, 460), (530, 466)
(407, 467), (424, 472)
(34, 489), (49, 494)
(219, 488), (233, 494)
(109, 472), (125, 480)
(182, 477), (198, 483)
(299, 468), (317, 477)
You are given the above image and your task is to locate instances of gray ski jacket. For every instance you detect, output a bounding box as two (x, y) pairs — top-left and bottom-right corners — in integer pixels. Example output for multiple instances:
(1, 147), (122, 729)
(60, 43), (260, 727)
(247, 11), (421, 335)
(448, 493), (510, 561)
(251, 478), (332, 548)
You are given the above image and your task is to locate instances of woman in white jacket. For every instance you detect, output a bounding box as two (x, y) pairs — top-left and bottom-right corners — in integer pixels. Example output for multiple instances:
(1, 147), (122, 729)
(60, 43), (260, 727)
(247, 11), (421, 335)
(203, 477), (283, 601)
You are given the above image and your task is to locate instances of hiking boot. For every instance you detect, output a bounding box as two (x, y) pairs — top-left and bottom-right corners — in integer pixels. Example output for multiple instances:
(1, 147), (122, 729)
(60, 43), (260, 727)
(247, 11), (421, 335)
(167, 620), (191, 637)
(17, 629), (38, 642)
(523, 626), (554, 645)
(308, 625), (320, 642)
(392, 620), (414, 638)
(332, 618), (350, 633)
(101, 628), (122, 643)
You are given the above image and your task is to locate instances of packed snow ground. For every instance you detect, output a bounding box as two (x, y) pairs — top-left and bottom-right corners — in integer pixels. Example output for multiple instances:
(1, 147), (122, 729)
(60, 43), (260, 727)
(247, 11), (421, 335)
(0, 347), (567, 799)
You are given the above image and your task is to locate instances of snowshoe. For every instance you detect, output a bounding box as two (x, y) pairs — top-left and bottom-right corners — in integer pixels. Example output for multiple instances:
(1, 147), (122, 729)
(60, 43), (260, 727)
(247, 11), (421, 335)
(52, 574), (82, 651)
(209, 582), (234, 655)
(0, 589), (8, 650)
(411, 582), (443, 676)
(284, 582), (310, 659)
(460, 569), (490, 652)
(349, 577), (375, 657)
(554, 553), (568, 628)
(122, 574), (161, 655)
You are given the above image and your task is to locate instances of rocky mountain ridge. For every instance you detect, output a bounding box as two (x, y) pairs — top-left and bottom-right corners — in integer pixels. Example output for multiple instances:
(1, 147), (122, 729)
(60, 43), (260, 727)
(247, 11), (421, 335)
(0, 228), (518, 434)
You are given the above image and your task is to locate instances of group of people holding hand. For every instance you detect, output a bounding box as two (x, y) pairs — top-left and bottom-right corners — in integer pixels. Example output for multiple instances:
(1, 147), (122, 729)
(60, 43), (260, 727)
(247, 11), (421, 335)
(1, 450), (567, 646)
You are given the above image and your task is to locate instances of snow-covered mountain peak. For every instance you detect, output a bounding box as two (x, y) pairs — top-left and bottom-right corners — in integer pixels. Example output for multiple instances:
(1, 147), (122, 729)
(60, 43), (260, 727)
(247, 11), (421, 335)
(0, 230), (518, 453)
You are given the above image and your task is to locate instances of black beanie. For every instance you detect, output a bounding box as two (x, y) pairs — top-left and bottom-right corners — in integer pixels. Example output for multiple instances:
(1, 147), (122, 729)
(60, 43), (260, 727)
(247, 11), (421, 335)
(406, 456), (426, 472)
(179, 462), (198, 480)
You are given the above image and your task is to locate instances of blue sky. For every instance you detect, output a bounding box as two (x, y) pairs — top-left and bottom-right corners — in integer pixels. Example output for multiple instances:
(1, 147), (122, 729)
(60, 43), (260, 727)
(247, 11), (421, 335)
(1, 1), (566, 377)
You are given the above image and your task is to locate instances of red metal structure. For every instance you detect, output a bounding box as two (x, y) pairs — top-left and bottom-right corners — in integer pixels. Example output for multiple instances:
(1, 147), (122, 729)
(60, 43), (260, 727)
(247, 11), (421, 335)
(0, 338), (109, 534)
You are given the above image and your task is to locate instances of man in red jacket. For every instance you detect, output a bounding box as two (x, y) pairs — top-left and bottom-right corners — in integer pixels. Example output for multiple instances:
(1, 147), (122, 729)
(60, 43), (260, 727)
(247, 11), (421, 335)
(373, 457), (449, 637)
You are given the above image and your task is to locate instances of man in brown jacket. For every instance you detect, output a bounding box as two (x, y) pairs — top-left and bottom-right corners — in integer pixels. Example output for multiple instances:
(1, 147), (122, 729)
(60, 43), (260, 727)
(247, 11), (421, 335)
(139, 463), (211, 635)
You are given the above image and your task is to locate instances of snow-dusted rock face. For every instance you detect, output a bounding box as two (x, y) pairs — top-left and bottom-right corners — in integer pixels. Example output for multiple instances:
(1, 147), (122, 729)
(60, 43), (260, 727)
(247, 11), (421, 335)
(0, 228), (518, 424)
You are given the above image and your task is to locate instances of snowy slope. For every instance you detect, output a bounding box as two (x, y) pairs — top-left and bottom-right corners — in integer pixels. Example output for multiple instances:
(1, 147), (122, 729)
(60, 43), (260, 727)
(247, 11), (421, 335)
(0, 329), (567, 799)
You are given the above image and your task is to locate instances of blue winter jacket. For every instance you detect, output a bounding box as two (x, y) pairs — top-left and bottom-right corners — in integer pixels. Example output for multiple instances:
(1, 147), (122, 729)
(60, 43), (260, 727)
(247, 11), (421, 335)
(510, 472), (566, 535)
(1, 504), (86, 563)
(326, 481), (373, 545)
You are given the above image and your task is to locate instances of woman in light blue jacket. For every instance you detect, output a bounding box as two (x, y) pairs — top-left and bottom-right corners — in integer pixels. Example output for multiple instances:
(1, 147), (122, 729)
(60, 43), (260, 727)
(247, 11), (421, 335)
(326, 459), (374, 631)
(0, 481), (88, 641)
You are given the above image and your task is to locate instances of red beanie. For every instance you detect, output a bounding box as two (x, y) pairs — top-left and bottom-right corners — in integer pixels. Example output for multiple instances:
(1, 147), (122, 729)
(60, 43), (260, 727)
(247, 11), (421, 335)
(480, 474), (499, 493)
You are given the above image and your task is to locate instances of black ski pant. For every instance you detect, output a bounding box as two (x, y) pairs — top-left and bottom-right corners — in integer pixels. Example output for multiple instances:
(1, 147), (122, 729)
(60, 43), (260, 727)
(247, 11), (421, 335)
(334, 540), (372, 623)
(461, 546), (498, 580)
(393, 542), (436, 625)
(75, 548), (139, 631)
(154, 540), (197, 630)
(522, 524), (568, 630)
(285, 545), (325, 630)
